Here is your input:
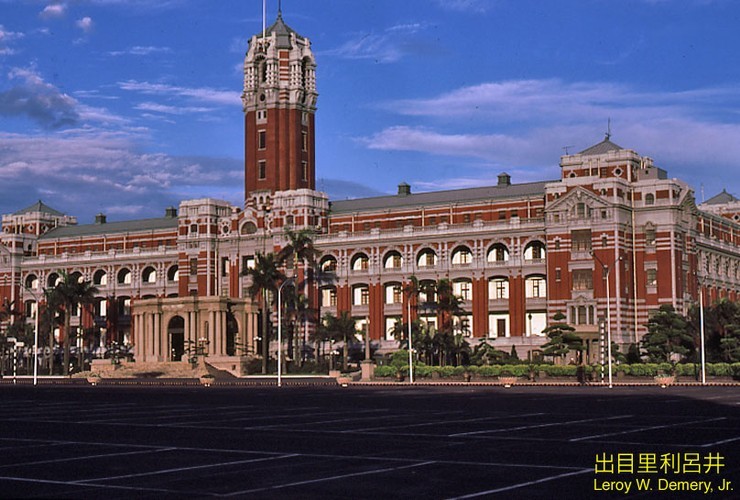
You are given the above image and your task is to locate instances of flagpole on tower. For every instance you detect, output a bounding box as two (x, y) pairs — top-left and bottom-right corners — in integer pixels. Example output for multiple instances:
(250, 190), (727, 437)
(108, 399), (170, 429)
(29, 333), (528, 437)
(262, 0), (266, 42)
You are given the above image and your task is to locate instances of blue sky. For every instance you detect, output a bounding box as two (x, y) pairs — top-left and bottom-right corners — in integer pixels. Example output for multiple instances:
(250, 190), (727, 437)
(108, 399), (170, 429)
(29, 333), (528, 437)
(1, 0), (739, 223)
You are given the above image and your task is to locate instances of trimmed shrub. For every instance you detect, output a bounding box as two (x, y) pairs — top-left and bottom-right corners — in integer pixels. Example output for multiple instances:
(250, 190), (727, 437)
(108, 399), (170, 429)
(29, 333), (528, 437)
(539, 365), (578, 377)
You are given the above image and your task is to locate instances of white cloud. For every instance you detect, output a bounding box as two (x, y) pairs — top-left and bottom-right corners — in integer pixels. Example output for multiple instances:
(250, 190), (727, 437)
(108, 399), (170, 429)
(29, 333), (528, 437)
(118, 80), (240, 106)
(323, 23), (430, 63)
(135, 102), (213, 115)
(108, 46), (172, 56)
(434, 0), (492, 13)
(0, 130), (242, 220)
(363, 78), (740, 197)
(39, 4), (66, 19)
(76, 16), (94, 33)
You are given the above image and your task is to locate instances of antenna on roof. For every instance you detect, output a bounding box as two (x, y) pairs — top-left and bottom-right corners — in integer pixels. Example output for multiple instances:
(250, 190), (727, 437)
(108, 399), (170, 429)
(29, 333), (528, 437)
(563, 145), (574, 155)
(262, 0), (266, 40)
(278, 0), (282, 15)
(605, 118), (612, 141)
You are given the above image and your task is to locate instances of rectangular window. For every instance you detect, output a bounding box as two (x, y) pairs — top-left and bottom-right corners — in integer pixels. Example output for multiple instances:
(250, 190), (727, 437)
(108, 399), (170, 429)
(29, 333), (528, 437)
(258, 130), (266, 150)
(302, 161), (308, 181)
(242, 255), (255, 270)
(571, 229), (592, 252)
(489, 279), (509, 300)
(189, 258), (198, 276)
(646, 268), (657, 287)
(572, 269), (593, 290)
(302, 131), (308, 152)
(322, 288), (337, 307)
(258, 160), (266, 180)
(526, 277), (546, 298)
(645, 228), (656, 246)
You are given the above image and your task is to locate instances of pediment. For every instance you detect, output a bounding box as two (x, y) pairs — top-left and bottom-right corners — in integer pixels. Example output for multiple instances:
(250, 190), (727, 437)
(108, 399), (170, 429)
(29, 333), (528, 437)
(546, 187), (609, 212)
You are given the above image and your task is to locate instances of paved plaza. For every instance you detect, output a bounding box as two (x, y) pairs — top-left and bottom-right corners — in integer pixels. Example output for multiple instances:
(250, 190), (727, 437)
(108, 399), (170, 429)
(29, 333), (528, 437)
(0, 384), (737, 499)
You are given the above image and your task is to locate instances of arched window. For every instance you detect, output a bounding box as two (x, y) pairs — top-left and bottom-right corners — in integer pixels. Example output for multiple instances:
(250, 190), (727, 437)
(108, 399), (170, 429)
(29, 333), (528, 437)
(118, 268), (132, 285)
(645, 193), (655, 205)
(417, 249), (437, 268)
(167, 265), (179, 282)
(320, 256), (337, 273)
(93, 270), (107, 286)
(47, 273), (61, 288)
(383, 251), (403, 269)
(351, 253), (369, 271)
(524, 241), (546, 261)
(25, 274), (38, 290)
(240, 222), (257, 235)
(142, 266), (157, 284)
(451, 246), (472, 265)
(487, 243), (509, 263)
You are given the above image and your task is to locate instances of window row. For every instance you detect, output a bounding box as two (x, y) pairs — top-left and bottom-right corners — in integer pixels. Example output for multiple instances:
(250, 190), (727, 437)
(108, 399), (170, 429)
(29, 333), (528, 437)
(322, 241), (547, 273)
(25, 266), (179, 290)
(319, 276), (547, 307)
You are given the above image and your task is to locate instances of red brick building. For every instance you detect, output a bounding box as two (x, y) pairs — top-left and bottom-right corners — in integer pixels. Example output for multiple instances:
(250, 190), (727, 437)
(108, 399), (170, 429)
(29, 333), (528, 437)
(1, 13), (739, 367)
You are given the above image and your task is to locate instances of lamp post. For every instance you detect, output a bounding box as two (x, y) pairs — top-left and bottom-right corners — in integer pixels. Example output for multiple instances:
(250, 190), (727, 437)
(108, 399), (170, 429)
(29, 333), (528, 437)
(277, 277), (294, 388)
(407, 294), (413, 384)
(698, 278), (707, 385)
(591, 252), (622, 389)
(23, 286), (41, 386)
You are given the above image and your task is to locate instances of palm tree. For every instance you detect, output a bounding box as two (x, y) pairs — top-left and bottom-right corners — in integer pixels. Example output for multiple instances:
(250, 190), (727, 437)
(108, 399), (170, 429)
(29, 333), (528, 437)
(278, 227), (321, 361)
(49, 270), (99, 375)
(322, 311), (358, 371)
(243, 253), (285, 374)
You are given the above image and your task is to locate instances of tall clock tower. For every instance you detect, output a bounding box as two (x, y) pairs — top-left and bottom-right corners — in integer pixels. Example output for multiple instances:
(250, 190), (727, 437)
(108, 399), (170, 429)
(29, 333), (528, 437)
(242, 10), (318, 203)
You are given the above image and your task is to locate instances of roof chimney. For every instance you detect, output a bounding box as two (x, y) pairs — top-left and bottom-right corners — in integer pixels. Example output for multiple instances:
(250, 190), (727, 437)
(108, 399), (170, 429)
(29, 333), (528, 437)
(497, 172), (511, 187)
(165, 206), (178, 218)
(397, 182), (411, 196)
(94, 213), (107, 224)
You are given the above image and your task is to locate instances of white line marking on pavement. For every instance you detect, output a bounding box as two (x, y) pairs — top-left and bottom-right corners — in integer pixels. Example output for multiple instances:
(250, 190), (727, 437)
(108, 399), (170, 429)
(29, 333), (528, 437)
(450, 414), (632, 437)
(569, 417), (727, 442)
(447, 468), (592, 498)
(225, 461), (436, 496)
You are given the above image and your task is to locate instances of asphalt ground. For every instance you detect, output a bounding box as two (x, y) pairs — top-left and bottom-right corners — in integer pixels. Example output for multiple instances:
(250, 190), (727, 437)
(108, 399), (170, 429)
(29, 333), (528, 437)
(0, 385), (737, 499)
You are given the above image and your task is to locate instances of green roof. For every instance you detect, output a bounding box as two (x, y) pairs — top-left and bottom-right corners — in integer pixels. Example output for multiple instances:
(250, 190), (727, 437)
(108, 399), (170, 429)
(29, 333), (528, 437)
(40, 217), (178, 240)
(579, 137), (623, 156)
(703, 189), (738, 205)
(330, 180), (553, 214)
(14, 200), (65, 217)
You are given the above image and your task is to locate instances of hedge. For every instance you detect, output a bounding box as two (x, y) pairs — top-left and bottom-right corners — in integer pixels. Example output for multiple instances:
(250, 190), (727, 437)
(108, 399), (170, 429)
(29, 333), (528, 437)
(372, 362), (740, 379)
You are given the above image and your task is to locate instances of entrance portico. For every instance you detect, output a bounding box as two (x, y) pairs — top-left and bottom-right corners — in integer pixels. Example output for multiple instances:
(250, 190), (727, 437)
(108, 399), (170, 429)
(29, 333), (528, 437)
(132, 296), (257, 363)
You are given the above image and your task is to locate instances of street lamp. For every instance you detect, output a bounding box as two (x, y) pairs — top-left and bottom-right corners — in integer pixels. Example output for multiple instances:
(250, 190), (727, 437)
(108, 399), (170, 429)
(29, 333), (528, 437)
(697, 276), (707, 385)
(591, 251), (622, 389)
(277, 277), (295, 388)
(23, 286), (41, 386)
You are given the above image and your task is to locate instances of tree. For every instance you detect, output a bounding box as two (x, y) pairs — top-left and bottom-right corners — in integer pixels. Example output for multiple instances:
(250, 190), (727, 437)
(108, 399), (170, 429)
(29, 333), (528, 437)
(541, 312), (584, 364)
(243, 253), (285, 374)
(321, 311), (358, 371)
(48, 271), (98, 375)
(641, 304), (694, 363)
(434, 279), (465, 336)
(706, 299), (740, 363)
(278, 227), (321, 366)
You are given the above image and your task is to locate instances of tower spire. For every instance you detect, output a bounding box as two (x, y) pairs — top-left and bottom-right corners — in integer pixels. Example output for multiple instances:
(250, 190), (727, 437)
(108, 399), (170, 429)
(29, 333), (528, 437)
(605, 117), (612, 141)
